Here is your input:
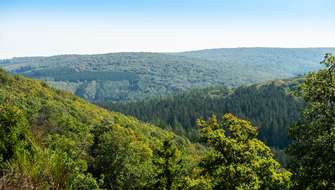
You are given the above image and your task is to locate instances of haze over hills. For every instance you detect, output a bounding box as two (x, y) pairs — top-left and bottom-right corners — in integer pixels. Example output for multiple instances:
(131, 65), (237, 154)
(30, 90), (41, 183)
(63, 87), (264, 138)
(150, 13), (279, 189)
(2, 0), (335, 187)
(1, 48), (334, 102)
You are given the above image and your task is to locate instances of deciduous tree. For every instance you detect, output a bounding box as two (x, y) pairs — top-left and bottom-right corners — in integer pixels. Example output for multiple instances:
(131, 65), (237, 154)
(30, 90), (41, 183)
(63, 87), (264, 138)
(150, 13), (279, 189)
(197, 114), (291, 190)
(288, 53), (335, 189)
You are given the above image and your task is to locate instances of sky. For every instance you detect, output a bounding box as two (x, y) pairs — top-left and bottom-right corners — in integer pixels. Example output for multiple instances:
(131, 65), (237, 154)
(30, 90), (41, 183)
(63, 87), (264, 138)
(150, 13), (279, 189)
(0, 0), (334, 58)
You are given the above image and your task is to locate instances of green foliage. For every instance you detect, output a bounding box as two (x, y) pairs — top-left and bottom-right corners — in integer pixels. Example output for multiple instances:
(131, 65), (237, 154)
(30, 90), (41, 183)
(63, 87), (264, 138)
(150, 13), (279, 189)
(4, 66), (323, 189)
(25, 69), (139, 82)
(92, 124), (154, 189)
(150, 135), (185, 190)
(183, 176), (212, 190)
(103, 79), (304, 149)
(197, 114), (292, 190)
(2, 48), (333, 102)
(0, 69), (199, 189)
(3, 136), (100, 190)
(288, 53), (335, 189)
(0, 105), (31, 165)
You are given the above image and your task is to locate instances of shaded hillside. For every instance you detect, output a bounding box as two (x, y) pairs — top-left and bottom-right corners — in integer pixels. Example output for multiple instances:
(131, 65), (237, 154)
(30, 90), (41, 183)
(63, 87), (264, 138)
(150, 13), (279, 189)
(101, 78), (305, 149)
(0, 69), (202, 189)
(1, 48), (334, 102)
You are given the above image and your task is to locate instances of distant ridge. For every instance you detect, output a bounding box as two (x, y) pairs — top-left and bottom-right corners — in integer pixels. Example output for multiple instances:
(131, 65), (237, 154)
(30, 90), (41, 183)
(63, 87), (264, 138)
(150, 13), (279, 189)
(1, 48), (334, 102)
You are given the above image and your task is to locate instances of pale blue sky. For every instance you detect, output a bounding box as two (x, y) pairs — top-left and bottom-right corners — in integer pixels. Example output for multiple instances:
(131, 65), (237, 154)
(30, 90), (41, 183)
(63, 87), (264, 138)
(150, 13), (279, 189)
(1, 0), (334, 58)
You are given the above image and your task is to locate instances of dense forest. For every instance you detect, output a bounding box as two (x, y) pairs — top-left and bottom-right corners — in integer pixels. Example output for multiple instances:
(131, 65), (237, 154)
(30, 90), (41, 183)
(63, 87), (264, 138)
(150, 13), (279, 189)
(0, 69), (203, 189)
(0, 68), (291, 189)
(1, 54), (335, 189)
(1, 48), (334, 102)
(100, 78), (304, 149)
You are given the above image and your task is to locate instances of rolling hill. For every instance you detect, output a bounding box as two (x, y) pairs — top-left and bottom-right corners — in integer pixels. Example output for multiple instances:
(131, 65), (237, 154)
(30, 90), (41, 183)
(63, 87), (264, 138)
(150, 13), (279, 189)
(0, 69), (202, 189)
(1, 48), (334, 102)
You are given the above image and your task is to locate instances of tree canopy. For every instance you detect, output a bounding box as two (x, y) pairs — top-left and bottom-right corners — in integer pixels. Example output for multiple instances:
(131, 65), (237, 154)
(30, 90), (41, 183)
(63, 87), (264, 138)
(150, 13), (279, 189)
(288, 53), (335, 189)
(197, 114), (292, 190)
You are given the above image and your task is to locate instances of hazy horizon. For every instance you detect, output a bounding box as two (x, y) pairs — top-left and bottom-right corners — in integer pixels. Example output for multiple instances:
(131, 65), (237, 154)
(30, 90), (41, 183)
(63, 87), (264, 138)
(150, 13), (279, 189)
(2, 47), (335, 59)
(1, 0), (334, 58)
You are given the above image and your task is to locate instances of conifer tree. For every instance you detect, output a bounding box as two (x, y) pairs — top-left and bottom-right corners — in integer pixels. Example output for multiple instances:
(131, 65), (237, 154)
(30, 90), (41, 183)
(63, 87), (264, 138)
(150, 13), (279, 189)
(151, 135), (184, 190)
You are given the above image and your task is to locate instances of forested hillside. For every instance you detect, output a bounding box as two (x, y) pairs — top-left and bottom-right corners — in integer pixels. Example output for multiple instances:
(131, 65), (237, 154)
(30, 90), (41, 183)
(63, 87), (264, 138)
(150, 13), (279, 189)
(0, 69), (202, 189)
(101, 78), (304, 149)
(0, 69), (291, 189)
(2, 54), (335, 189)
(1, 48), (334, 102)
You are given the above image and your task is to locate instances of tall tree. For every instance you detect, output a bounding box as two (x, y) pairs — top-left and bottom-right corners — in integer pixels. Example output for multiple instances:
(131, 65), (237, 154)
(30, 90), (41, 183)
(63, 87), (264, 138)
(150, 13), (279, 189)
(92, 124), (153, 189)
(150, 135), (184, 190)
(288, 53), (335, 189)
(197, 114), (291, 190)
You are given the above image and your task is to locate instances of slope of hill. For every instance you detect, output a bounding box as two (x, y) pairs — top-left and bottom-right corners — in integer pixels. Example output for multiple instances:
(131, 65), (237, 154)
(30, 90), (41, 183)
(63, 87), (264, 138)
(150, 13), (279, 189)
(100, 77), (305, 149)
(175, 48), (333, 76)
(1, 48), (334, 102)
(0, 69), (202, 189)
